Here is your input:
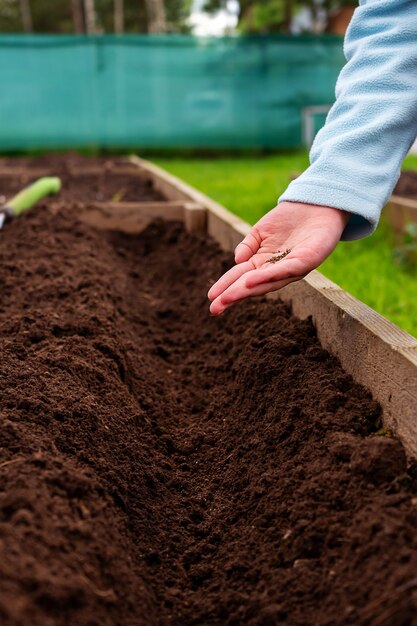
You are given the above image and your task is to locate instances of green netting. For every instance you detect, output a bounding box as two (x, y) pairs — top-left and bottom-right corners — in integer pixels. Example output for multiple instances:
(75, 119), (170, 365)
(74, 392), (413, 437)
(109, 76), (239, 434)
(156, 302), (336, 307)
(0, 34), (344, 150)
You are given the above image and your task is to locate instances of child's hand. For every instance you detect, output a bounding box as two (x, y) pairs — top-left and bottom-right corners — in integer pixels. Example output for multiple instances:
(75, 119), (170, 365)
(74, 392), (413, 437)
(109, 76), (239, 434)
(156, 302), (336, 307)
(208, 202), (349, 316)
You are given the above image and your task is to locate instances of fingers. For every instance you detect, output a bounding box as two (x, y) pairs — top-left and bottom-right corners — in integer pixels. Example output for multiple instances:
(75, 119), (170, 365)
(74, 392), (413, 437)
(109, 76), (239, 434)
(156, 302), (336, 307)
(208, 259), (254, 302)
(209, 256), (308, 311)
(209, 272), (303, 316)
(244, 257), (309, 289)
(234, 228), (261, 263)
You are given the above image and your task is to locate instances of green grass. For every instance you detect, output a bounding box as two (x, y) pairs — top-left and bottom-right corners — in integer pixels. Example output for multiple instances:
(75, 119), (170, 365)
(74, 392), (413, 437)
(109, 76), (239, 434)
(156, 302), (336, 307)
(320, 222), (417, 334)
(153, 152), (310, 225)
(403, 154), (417, 171)
(153, 152), (417, 337)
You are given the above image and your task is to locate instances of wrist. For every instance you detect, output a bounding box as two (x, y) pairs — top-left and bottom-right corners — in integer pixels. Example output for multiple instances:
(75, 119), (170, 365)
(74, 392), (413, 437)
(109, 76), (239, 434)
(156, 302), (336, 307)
(278, 200), (350, 227)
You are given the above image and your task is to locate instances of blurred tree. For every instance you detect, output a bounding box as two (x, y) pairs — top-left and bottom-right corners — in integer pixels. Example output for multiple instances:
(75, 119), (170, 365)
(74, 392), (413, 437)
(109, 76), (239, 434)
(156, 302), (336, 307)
(114, 0), (124, 32)
(19, 0), (32, 31)
(71, 0), (85, 32)
(0, 0), (192, 32)
(84, 0), (97, 32)
(203, 0), (296, 32)
(0, 0), (75, 32)
(203, 0), (356, 33)
(144, 0), (166, 31)
(98, 0), (192, 32)
(165, 0), (192, 31)
(95, 0), (148, 32)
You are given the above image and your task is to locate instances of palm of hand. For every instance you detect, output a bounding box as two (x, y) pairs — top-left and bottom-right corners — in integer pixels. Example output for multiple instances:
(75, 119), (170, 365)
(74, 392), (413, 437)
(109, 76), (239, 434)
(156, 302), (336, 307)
(208, 202), (348, 316)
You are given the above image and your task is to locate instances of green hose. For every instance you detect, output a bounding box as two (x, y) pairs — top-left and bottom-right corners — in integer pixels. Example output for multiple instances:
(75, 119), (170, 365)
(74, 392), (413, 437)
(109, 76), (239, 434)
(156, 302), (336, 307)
(6, 177), (62, 217)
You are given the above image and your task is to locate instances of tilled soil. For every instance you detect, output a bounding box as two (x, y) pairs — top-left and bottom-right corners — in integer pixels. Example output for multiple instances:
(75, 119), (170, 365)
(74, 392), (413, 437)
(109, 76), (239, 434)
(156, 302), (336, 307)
(1, 206), (417, 626)
(0, 154), (163, 203)
(0, 153), (126, 170)
(394, 170), (417, 199)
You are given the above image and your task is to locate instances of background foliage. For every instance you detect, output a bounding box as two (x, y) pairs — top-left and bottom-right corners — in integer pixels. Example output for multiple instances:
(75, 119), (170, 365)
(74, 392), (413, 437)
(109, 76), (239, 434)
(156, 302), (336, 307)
(204, 0), (357, 33)
(0, 0), (193, 33)
(0, 0), (356, 33)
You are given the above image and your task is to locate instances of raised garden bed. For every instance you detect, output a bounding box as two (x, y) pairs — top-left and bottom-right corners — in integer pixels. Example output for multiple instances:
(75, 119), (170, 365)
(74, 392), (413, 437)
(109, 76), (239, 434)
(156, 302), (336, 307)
(2, 156), (417, 625)
(386, 170), (417, 239)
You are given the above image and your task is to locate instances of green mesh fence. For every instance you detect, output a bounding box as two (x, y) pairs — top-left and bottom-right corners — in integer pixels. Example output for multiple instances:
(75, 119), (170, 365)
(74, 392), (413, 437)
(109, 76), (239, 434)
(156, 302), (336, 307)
(0, 34), (344, 150)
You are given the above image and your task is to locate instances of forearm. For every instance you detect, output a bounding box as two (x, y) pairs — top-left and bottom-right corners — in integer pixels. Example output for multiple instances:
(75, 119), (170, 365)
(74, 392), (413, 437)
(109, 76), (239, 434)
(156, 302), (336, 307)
(280, 0), (417, 240)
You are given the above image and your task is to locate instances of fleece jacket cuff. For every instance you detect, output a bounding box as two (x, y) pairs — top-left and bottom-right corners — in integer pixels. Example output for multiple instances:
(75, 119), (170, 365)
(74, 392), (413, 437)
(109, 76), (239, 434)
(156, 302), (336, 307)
(278, 179), (380, 241)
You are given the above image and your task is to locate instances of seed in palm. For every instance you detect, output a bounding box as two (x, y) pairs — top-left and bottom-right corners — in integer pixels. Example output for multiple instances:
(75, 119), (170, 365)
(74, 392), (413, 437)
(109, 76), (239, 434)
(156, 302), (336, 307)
(267, 249), (291, 264)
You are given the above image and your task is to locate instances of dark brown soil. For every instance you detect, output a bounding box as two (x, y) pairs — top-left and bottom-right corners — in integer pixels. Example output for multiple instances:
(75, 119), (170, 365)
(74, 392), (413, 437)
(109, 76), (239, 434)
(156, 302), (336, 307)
(1, 201), (417, 625)
(394, 170), (417, 199)
(0, 152), (130, 171)
(0, 154), (164, 204)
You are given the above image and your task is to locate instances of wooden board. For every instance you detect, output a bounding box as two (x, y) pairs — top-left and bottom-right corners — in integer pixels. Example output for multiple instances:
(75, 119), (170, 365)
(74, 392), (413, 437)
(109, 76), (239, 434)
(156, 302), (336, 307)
(130, 156), (417, 460)
(385, 195), (417, 239)
(51, 200), (205, 234)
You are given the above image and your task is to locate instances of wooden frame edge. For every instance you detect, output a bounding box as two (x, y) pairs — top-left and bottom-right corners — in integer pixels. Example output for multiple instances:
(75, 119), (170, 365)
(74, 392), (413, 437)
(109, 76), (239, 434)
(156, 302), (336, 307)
(64, 200), (205, 234)
(385, 195), (417, 238)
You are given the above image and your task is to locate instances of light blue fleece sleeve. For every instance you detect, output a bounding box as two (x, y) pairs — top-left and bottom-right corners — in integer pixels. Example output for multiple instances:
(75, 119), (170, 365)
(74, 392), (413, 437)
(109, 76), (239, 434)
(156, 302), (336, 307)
(279, 0), (417, 241)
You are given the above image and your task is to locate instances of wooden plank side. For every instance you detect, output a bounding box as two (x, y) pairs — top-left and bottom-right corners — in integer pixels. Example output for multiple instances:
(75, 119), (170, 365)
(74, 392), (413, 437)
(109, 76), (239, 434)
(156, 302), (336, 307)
(385, 196), (417, 239)
(207, 211), (251, 251)
(184, 204), (207, 233)
(73, 200), (188, 212)
(390, 195), (417, 211)
(62, 200), (190, 233)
